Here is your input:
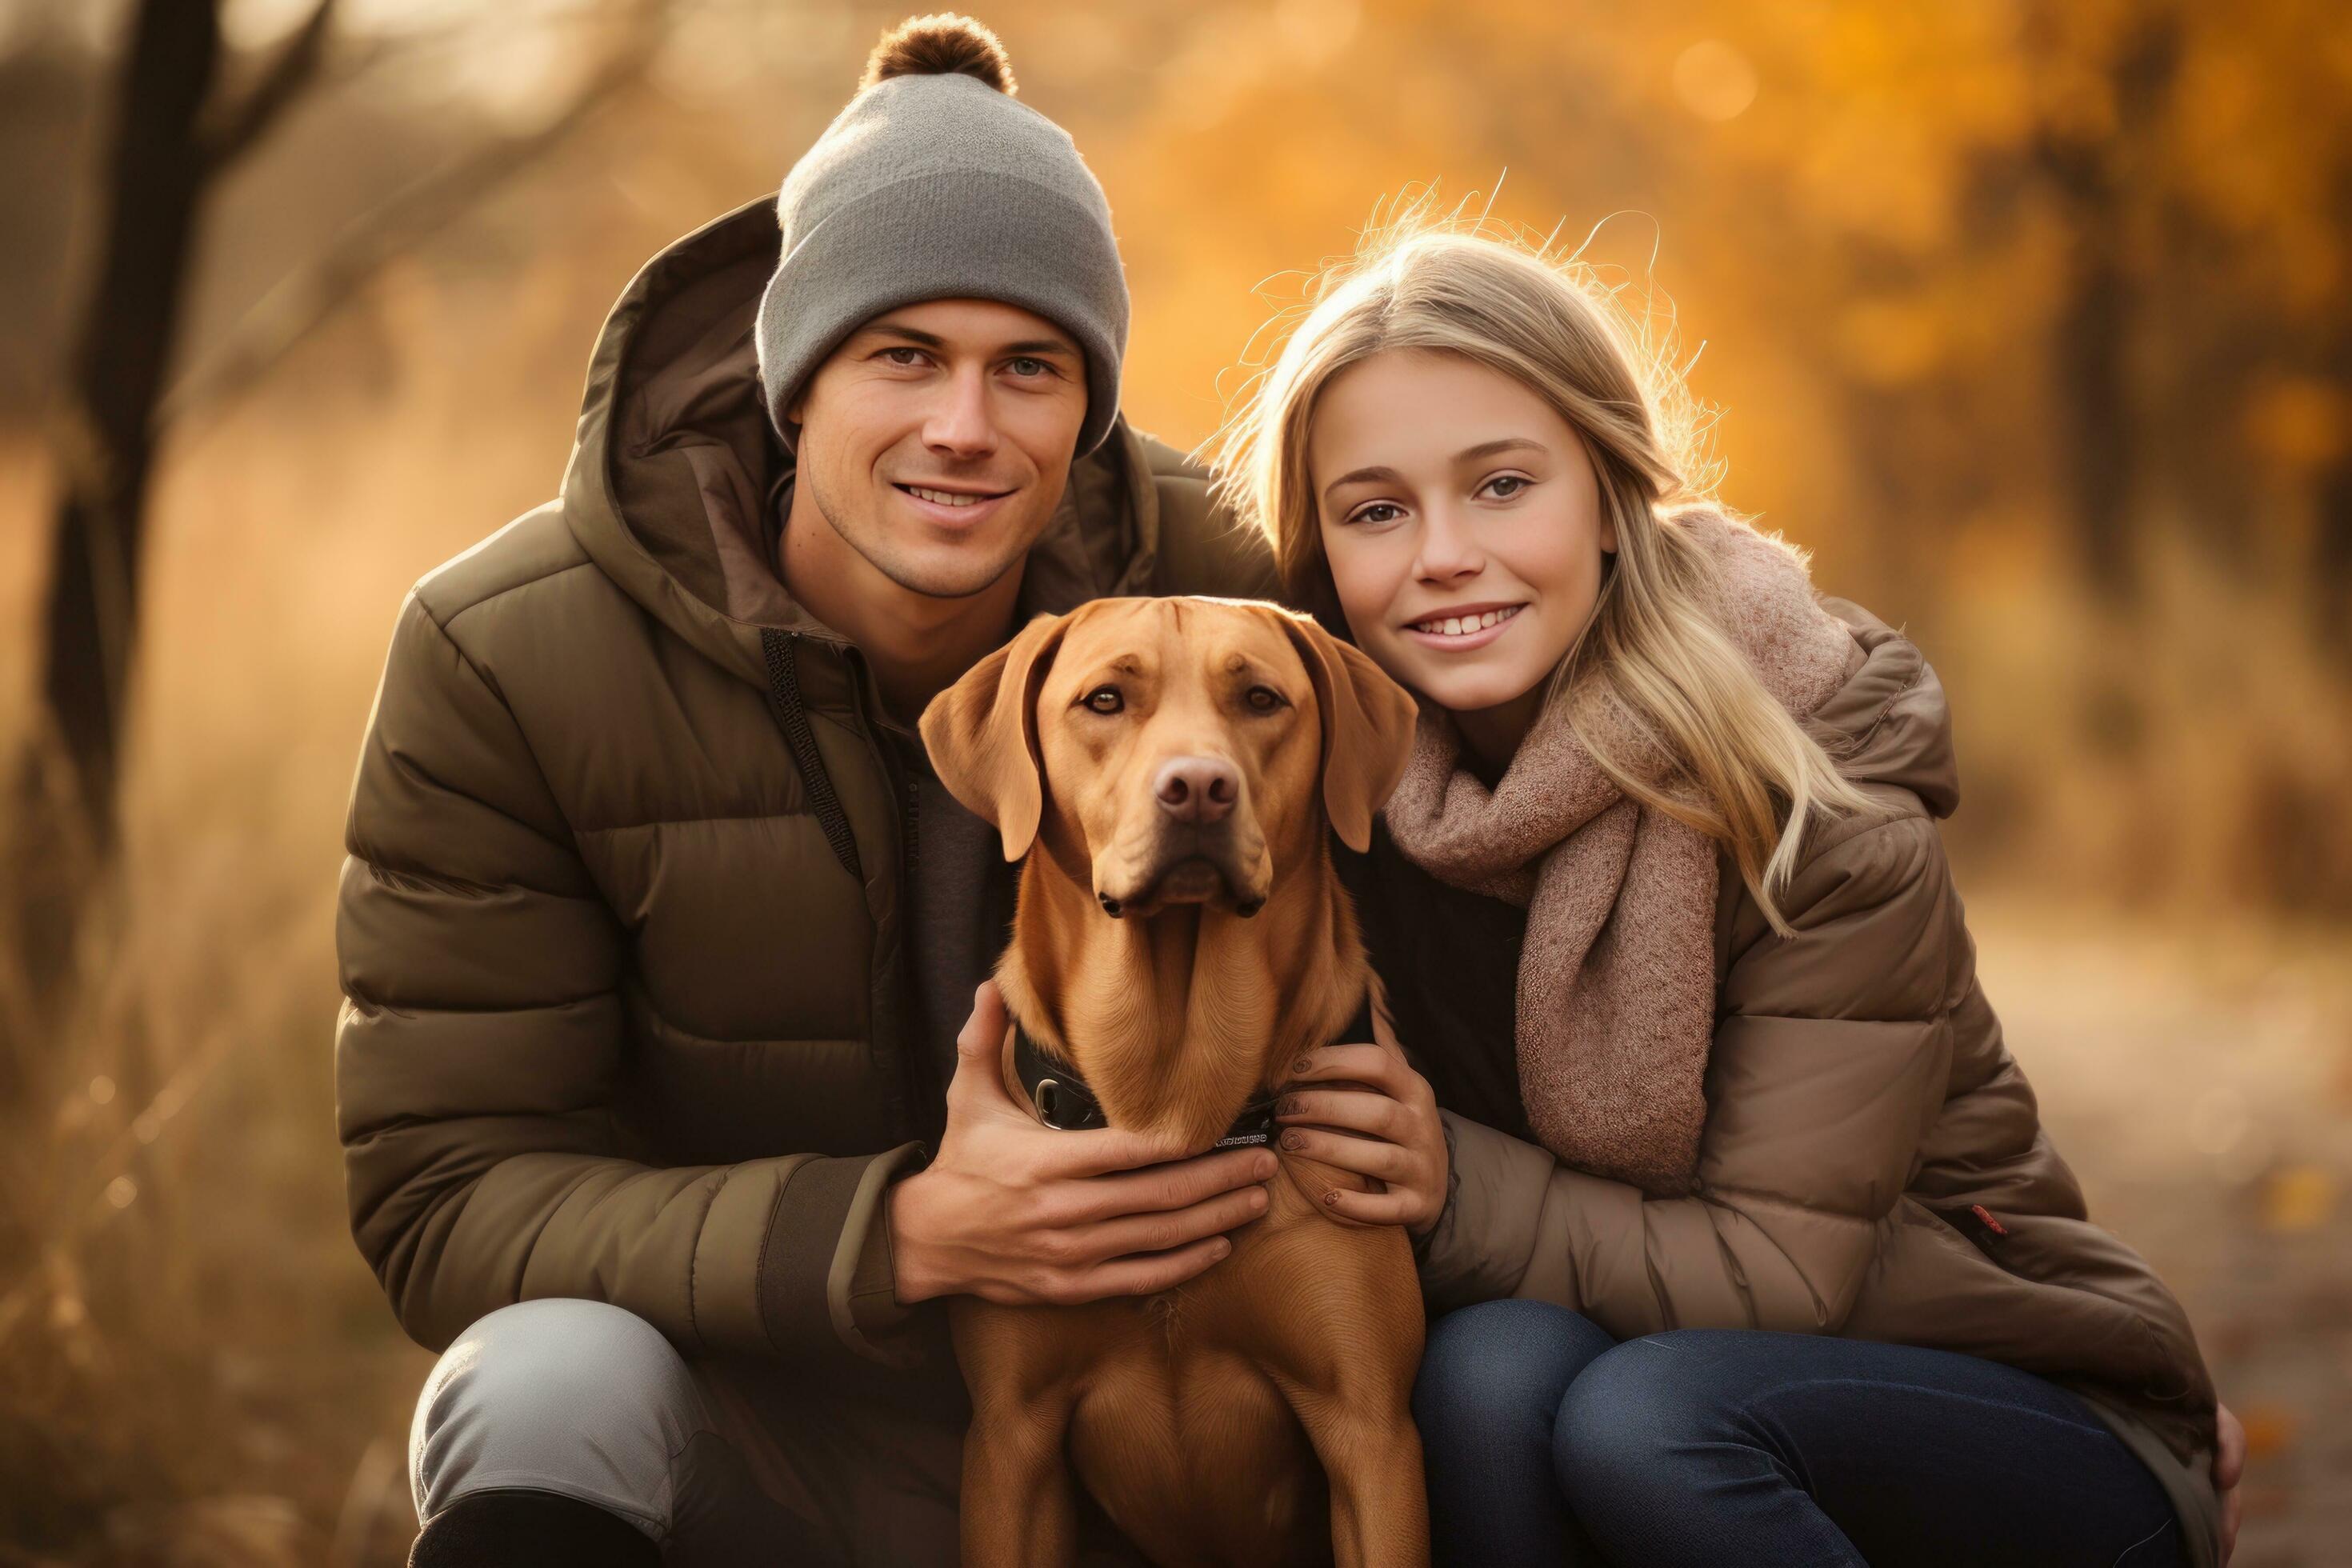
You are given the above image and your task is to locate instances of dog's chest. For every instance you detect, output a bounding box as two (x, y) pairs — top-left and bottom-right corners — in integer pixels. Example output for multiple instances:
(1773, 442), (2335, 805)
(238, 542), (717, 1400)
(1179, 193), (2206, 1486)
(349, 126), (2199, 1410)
(1068, 1275), (1329, 1562)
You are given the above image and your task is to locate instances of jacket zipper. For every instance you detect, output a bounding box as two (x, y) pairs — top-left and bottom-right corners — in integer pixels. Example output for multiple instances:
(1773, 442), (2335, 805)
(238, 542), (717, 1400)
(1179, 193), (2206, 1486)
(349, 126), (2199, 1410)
(758, 628), (862, 884)
(755, 628), (938, 1145)
(838, 642), (937, 1142)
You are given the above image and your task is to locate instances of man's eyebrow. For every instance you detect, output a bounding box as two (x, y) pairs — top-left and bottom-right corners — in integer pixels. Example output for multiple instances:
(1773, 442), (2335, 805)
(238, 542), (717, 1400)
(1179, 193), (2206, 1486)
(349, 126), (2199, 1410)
(858, 322), (946, 348)
(856, 320), (1077, 358)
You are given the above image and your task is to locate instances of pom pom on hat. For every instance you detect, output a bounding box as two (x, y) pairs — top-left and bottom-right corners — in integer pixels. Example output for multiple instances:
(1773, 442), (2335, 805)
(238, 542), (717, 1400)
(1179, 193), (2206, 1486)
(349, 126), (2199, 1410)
(860, 13), (1018, 96)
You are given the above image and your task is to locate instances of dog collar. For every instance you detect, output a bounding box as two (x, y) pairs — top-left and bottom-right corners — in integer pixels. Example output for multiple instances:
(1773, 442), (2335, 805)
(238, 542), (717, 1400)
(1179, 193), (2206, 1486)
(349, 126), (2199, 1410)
(1012, 1024), (1279, 1150)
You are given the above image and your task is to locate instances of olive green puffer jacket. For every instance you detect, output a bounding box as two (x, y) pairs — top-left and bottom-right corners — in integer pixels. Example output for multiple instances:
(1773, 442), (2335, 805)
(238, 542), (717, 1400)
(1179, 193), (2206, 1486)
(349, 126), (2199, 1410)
(334, 198), (1275, 1374)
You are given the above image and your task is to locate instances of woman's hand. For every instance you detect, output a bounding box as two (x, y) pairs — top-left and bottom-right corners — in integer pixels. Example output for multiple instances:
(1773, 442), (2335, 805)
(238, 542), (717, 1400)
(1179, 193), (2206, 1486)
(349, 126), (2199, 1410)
(2215, 1400), (2245, 1564)
(1273, 1005), (1450, 1236)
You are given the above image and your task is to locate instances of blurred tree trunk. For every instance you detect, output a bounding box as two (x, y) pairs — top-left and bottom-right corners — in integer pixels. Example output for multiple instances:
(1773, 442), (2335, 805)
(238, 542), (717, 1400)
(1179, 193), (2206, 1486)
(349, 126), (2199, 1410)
(2031, 7), (2181, 606)
(3, 0), (666, 1066)
(34, 0), (218, 860)
(2317, 387), (2352, 663)
(6, 0), (222, 1057)
(2315, 168), (2352, 665)
(6, 0), (334, 1055)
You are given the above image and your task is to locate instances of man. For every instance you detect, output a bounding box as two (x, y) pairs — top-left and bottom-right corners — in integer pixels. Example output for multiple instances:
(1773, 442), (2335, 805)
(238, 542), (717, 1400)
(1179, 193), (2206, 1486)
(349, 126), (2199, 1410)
(338, 18), (1280, 1566)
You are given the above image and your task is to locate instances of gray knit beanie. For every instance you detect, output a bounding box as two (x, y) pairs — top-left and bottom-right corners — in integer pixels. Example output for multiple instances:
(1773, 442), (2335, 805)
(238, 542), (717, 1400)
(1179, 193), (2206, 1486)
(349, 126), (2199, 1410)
(754, 16), (1129, 458)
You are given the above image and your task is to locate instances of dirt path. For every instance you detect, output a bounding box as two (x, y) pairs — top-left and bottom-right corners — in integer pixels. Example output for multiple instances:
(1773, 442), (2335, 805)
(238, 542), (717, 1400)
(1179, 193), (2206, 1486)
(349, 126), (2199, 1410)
(1967, 895), (2352, 1566)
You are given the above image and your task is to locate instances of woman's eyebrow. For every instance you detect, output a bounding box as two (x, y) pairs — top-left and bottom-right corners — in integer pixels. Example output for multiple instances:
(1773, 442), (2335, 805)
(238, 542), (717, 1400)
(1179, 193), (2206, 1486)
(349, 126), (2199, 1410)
(1322, 464), (1401, 499)
(1454, 437), (1546, 463)
(1322, 438), (1546, 501)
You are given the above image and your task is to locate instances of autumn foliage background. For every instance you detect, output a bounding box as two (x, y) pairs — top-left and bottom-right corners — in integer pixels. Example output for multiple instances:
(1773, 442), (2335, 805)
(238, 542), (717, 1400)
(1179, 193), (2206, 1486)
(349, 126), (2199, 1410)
(1, 1), (2348, 1562)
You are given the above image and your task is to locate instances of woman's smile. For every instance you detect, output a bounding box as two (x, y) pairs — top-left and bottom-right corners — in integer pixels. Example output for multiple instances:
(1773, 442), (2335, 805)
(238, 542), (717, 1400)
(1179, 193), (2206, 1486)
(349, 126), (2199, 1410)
(1401, 602), (1526, 650)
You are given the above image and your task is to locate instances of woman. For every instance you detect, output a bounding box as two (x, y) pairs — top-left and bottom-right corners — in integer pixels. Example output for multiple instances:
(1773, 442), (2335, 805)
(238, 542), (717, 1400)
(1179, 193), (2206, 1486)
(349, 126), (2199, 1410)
(1206, 214), (2243, 1566)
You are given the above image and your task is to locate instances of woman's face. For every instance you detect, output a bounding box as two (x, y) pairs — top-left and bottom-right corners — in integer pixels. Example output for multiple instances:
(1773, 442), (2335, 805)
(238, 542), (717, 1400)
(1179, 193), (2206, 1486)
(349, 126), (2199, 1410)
(1310, 350), (1617, 741)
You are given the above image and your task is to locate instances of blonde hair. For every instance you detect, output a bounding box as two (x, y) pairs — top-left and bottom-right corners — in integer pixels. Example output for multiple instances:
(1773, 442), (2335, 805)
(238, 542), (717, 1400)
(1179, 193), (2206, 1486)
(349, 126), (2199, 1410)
(1202, 195), (1876, 933)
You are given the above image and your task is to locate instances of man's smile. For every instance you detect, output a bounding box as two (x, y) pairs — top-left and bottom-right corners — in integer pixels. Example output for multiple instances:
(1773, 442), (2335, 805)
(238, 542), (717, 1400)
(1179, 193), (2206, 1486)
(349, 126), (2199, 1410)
(894, 481), (1014, 508)
(890, 478), (1018, 527)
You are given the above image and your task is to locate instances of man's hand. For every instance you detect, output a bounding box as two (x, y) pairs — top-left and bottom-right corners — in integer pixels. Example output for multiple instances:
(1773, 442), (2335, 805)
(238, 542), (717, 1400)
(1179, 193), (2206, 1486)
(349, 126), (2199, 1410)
(886, 982), (1278, 1306)
(2215, 1400), (2245, 1565)
(1271, 1002), (1449, 1237)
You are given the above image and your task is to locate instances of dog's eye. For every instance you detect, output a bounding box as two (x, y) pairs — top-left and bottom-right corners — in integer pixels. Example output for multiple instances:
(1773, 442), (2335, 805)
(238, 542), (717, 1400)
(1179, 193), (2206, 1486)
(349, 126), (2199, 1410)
(1246, 686), (1286, 713)
(1082, 686), (1124, 714)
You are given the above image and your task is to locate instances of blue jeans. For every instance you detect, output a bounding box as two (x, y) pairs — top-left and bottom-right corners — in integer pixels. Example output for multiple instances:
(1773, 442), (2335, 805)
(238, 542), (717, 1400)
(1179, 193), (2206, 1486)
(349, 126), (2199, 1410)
(1413, 1299), (2183, 1567)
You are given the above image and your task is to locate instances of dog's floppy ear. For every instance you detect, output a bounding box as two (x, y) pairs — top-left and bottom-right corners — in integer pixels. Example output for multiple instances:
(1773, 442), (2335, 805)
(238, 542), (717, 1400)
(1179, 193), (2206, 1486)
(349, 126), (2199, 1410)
(1276, 610), (1419, 853)
(919, 610), (1071, 861)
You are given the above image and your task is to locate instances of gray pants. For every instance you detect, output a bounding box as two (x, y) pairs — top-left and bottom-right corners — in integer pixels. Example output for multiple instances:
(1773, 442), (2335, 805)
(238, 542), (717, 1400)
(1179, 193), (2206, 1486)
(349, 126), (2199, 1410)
(410, 1299), (938, 1565)
(409, 1298), (1151, 1566)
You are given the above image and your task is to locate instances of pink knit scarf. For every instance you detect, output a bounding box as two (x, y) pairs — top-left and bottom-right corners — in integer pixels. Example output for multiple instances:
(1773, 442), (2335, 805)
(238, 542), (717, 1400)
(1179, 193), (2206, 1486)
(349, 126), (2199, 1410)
(1380, 510), (1855, 1194)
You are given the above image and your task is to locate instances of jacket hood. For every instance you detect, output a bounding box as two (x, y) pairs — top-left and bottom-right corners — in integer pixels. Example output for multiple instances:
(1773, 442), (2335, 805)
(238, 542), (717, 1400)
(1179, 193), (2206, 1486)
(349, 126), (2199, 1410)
(1809, 596), (1960, 818)
(558, 195), (1172, 691)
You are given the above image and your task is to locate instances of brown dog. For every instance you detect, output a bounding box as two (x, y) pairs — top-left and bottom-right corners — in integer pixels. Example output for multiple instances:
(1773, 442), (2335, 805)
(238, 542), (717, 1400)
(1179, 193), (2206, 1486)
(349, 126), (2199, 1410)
(920, 596), (1429, 1568)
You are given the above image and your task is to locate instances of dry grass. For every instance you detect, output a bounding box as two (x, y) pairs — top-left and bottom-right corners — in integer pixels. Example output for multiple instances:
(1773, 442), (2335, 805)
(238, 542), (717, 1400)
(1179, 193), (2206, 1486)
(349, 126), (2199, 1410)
(0, 738), (429, 1566)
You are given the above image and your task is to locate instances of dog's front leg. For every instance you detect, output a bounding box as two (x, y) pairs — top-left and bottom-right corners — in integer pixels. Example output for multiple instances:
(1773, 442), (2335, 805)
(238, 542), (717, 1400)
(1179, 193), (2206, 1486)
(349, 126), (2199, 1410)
(1279, 1388), (1429, 1568)
(960, 1393), (1081, 1568)
(953, 1300), (1088, 1568)
(1252, 1214), (1430, 1567)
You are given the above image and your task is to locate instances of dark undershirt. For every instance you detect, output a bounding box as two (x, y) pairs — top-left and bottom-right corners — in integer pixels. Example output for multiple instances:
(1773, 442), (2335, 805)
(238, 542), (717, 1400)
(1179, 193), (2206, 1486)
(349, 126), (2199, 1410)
(890, 731), (1017, 1122)
(1334, 822), (1535, 1144)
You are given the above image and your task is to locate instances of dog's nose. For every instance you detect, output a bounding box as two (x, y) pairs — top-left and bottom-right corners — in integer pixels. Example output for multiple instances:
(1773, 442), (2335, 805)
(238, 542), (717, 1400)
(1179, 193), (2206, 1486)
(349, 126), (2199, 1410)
(1154, 756), (1238, 825)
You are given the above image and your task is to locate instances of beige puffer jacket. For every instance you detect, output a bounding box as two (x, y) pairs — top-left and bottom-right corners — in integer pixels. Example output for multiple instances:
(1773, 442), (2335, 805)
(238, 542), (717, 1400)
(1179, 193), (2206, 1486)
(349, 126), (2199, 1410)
(1352, 598), (2222, 1566)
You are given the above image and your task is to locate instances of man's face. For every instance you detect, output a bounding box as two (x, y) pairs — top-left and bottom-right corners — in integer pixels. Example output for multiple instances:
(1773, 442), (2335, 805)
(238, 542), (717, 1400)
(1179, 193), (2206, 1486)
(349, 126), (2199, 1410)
(786, 298), (1090, 600)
